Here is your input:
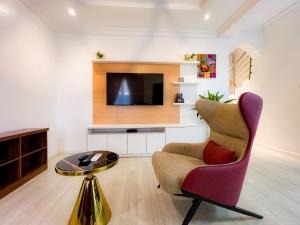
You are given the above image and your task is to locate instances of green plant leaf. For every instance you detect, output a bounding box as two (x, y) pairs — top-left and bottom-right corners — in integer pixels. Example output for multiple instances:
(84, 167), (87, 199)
(208, 91), (215, 100)
(214, 94), (218, 101)
(224, 99), (236, 103)
(199, 94), (207, 99)
(218, 94), (224, 101)
(200, 90), (232, 103)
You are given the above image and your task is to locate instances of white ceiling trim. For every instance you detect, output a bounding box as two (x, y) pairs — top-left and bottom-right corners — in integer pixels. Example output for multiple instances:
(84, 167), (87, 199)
(78, 0), (205, 10)
(262, 0), (300, 29)
(217, 0), (261, 36)
(60, 27), (218, 38)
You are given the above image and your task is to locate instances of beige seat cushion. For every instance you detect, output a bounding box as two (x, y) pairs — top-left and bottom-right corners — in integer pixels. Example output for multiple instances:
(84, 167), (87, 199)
(152, 151), (205, 194)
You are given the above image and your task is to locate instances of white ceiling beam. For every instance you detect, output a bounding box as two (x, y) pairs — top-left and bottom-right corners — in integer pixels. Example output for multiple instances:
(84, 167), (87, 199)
(217, 0), (261, 36)
(79, 0), (205, 10)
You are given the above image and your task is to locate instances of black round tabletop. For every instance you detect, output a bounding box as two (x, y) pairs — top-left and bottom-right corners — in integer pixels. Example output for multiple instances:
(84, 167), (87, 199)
(55, 151), (119, 176)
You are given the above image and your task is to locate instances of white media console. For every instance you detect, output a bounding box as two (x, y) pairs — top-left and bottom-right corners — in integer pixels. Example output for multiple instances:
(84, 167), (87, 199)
(87, 124), (208, 157)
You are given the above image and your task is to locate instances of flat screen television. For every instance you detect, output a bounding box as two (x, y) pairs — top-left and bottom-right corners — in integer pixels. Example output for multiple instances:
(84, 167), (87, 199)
(106, 73), (164, 105)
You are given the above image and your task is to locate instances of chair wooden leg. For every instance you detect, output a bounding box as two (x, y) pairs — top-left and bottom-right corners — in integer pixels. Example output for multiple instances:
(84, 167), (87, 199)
(182, 199), (202, 225)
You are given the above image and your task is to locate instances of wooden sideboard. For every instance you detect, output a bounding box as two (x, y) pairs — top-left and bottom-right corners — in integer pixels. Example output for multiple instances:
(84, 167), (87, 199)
(0, 128), (48, 199)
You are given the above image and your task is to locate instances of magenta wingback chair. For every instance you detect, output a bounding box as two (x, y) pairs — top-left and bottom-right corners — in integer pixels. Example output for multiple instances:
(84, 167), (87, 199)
(152, 92), (263, 225)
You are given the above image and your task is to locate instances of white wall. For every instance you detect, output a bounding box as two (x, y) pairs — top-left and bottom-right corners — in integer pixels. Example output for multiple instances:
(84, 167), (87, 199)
(56, 32), (261, 153)
(1, 1), (297, 157)
(0, 1), (262, 155)
(235, 5), (300, 154)
(0, 0), (58, 157)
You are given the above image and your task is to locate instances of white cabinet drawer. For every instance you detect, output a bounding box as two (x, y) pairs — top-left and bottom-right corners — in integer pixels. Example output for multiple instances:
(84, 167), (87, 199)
(107, 134), (127, 155)
(147, 133), (165, 154)
(165, 127), (205, 144)
(128, 133), (146, 154)
(88, 134), (107, 151)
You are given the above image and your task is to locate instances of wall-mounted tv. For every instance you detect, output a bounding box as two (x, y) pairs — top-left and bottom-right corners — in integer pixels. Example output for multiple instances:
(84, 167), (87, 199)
(106, 73), (164, 105)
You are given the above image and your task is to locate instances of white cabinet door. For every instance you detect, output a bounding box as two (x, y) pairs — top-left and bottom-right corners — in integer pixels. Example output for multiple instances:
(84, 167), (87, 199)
(184, 127), (205, 143)
(165, 126), (205, 144)
(107, 134), (127, 155)
(127, 133), (146, 154)
(147, 133), (165, 154)
(88, 134), (107, 151)
(165, 128), (186, 143)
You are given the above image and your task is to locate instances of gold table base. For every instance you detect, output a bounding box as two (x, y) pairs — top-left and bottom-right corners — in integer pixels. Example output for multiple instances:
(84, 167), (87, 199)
(69, 175), (111, 225)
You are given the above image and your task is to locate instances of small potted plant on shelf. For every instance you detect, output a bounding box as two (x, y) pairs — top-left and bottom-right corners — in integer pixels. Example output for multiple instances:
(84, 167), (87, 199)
(184, 53), (197, 61)
(195, 91), (236, 118)
(199, 90), (236, 103)
(96, 51), (104, 59)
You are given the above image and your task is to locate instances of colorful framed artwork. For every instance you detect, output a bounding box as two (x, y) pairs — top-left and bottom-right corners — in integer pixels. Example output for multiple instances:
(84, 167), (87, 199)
(197, 54), (216, 78)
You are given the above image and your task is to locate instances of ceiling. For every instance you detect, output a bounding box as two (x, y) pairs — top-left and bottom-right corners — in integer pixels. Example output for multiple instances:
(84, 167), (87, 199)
(20, 0), (300, 37)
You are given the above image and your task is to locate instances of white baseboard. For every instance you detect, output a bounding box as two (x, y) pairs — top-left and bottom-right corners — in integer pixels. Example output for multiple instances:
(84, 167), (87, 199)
(119, 153), (152, 158)
(255, 142), (300, 159)
(48, 149), (61, 160)
(58, 148), (85, 154)
(58, 149), (153, 158)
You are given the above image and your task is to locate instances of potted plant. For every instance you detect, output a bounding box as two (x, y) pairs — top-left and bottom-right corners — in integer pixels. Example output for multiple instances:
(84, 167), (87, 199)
(195, 91), (236, 118)
(199, 90), (235, 103)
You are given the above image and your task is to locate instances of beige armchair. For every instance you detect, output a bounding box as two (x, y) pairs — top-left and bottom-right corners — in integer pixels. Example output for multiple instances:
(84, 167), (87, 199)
(152, 96), (249, 195)
(152, 142), (207, 194)
(152, 92), (263, 225)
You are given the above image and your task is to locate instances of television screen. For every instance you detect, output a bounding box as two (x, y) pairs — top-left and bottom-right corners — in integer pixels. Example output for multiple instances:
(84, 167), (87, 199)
(106, 73), (163, 105)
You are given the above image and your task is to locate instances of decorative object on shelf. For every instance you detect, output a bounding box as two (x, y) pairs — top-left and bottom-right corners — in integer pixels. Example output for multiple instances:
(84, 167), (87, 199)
(184, 53), (197, 61)
(197, 54), (216, 78)
(179, 77), (185, 82)
(175, 93), (184, 103)
(96, 51), (104, 59)
(199, 91), (235, 103)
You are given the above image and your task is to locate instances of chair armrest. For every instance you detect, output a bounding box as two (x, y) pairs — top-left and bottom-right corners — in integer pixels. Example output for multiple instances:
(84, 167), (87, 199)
(181, 161), (249, 206)
(162, 142), (207, 159)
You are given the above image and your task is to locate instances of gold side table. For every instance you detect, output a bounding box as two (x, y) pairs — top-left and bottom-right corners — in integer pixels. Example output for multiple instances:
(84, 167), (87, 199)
(55, 151), (119, 225)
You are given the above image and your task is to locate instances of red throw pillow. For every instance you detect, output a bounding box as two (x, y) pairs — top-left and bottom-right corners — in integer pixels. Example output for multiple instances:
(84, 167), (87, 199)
(203, 140), (237, 165)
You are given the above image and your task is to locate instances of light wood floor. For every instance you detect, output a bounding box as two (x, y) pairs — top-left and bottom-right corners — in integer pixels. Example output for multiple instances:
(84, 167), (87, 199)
(0, 148), (300, 225)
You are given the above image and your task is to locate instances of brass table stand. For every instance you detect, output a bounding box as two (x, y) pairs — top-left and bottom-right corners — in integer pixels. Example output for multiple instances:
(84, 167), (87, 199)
(55, 151), (119, 225)
(69, 174), (111, 225)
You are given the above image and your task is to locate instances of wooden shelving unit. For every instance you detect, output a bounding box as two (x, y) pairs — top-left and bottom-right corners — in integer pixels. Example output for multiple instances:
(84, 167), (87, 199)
(0, 128), (48, 199)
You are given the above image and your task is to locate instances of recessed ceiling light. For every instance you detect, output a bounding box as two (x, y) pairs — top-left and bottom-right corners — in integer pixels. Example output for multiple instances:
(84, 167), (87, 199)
(0, 4), (11, 15)
(68, 8), (76, 17)
(204, 13), (210, 21)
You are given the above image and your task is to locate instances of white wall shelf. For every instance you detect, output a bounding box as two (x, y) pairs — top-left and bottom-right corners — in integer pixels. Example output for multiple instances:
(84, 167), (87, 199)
(88, 123), (202, 129)
(92, 59), (199, 65)
(173, 102), (195, 106)
(172, 81), (199, 85)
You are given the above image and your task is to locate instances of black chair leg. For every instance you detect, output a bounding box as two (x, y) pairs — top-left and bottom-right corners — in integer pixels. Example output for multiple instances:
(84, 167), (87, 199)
(227, 206), (263, 219)
(182, 199), (202, 225)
